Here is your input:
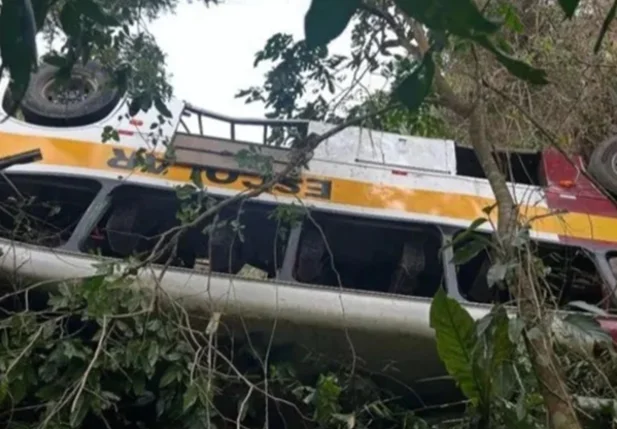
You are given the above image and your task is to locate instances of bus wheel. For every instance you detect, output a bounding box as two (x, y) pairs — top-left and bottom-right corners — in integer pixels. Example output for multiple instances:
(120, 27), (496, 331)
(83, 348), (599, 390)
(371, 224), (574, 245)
(588, 135), (617, 194)
(20, 61), (121, 127)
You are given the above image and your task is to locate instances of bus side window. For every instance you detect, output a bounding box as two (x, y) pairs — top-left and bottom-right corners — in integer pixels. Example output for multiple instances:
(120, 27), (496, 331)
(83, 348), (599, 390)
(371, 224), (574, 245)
(292, 212), (444, 297)
(454, 234), (606, 308)
(81, 184), (290, 278)
(0, 174), (101, 248)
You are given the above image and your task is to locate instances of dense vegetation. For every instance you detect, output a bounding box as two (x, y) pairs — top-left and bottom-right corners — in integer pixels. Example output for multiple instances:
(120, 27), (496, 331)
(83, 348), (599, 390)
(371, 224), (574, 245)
(1, 0), (617, 428)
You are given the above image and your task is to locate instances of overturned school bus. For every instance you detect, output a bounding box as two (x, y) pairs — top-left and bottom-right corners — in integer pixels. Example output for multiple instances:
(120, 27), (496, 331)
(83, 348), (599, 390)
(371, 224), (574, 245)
(1, 61), (617, 403)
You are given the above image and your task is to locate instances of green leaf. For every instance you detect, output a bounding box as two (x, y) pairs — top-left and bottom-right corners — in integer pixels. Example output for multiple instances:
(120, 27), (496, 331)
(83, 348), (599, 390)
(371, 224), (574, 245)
(508, 317), (525, 344)
(12, 378), (28, 403)
(59, 2), (81, 38)
(155, 97), (172, 118)
(498, 4), (524, 33)
(0, 378), (7, 405)
(487, 307), (513, 369)
(474, 35), (548, 85)
(558, 0), (580, 18)
(394, 54), (435, 111)
(128, 96), (142, 117)
(430, 288), (480, 401)
(472, 307), (514, 407)
(33, 0), (55, 29)
(565, 301), (608, 316)
(183, 383), (199, 412)
(135, 390), (155, 406)
(44, 54), (68, 68)
(313, 374), (342, 424)
(559, 314), (612, 351)
(140, 95), (153, 112)
(492, 363), (515, 398)
(332, 413), (356, 429)
(594, 0), (617, 53)
(482, 204), (496, 216)
(70, 395), (89, 427)
(304, 0), (360, 48)
(511, 226), (530, 248)
(451, 237), (488, 265)
(101, 390), (121, 402)
(446, 218), (488, 249)
(486, 262), (512, 288)
(159, 367), (177, 388)
(466, 217), (488, 232)
(147, 341), (160, 368)
(0, 0), (38, 117)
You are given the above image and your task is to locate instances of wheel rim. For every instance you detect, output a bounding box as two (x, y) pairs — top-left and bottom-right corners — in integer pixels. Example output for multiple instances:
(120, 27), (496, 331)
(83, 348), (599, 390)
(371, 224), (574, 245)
(41, 74), (97, 106)
(611, 152), (617, 176)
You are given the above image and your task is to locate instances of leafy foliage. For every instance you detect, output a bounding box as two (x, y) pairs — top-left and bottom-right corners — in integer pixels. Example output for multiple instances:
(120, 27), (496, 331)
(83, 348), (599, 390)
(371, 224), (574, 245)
(236, 33), (346, 123)
(242, 1), (617, 155)
(0, 0), (218, 124)
(302, 0), (546, 85)
(236, 31), (448, 140)
(393, 53), (435, 110)
(430, 289), (481, 402)
(0, 0), (43, 117)
(0, 269), (446, 429)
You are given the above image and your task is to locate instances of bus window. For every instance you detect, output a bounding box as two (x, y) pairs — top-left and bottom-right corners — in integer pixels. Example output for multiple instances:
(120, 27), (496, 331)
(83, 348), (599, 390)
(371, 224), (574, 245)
(454, 234), (606, 308)
(82, 184), (289, 278)
(0, 174), (101, 247)
(292, 213), (443, 297)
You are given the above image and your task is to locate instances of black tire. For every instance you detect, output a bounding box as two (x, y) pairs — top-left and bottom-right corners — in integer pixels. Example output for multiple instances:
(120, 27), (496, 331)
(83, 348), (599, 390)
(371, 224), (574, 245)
(20, 61), (121, 126)
(588, 135), (617, 194)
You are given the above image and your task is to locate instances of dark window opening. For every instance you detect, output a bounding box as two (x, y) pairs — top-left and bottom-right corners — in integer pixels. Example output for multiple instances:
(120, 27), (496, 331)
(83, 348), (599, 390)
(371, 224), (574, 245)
(455, 145), (542, 186)
(608, 253), (617, 281)
(0, 174), (101, 247)
(292, 212), (443, 297)
(454, 233), (606, 308)
(82, 185), (290, 278)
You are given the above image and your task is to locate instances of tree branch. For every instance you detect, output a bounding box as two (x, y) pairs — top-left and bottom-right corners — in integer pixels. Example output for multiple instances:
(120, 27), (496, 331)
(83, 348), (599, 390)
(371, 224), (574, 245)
(358, 2), (422, 58)
(134, 104), (398, 272)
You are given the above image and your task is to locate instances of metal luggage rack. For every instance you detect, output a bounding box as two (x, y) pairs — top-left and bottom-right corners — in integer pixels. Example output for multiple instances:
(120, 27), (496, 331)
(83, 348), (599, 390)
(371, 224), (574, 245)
(179, 103), (309, 146)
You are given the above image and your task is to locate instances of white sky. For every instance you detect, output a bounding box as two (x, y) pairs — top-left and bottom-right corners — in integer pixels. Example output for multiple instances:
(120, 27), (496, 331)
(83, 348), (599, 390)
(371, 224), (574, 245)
(149, 0), (385, 122)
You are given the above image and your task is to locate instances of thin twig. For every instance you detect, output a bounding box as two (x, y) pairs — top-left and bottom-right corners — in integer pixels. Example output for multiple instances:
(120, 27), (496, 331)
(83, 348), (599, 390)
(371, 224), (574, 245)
(4, 324), (44, 377)
(236, 385), (254, 429)
(70, 316), (108, 415)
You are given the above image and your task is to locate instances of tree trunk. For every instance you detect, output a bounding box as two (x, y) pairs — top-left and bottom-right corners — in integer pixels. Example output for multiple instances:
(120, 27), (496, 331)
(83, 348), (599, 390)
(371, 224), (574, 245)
(467, 106), (516, 236)
(380, 6), (583, 428)
(515, 270), (583, 429)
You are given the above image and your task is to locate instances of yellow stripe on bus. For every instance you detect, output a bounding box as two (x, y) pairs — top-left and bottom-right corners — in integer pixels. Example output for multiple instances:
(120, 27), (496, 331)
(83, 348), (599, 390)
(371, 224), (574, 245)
(1, 131), (616, 245)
